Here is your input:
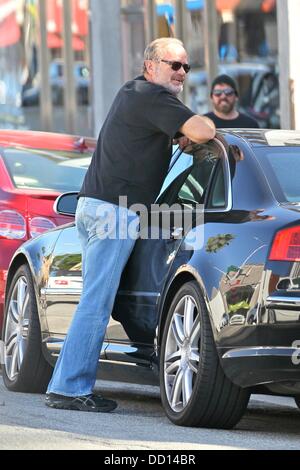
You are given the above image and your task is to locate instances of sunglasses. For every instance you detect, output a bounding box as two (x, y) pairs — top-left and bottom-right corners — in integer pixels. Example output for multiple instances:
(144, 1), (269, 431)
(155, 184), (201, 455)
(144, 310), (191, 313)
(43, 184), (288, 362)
(212, 88), (236, 97)
(160, 59), (191, 74)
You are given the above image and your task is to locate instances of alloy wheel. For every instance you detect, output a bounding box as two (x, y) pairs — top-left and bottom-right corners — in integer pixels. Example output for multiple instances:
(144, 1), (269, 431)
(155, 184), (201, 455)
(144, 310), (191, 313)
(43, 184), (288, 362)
(164, 294), (200, 412)
(4, 275), (30, 381)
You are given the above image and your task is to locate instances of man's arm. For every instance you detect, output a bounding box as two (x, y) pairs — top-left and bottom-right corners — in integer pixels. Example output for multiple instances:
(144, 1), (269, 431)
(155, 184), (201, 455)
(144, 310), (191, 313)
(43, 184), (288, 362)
(179, 115), (216, 143)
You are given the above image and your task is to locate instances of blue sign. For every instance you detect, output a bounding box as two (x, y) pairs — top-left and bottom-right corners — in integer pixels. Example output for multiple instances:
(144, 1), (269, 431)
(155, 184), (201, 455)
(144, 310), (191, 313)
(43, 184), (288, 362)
(186, 1), (204, 10)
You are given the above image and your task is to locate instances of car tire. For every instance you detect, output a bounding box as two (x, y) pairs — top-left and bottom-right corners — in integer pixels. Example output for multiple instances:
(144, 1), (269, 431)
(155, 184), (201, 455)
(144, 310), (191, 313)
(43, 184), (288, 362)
(2, 264), (52, 393)
(159, 281), (250, 428)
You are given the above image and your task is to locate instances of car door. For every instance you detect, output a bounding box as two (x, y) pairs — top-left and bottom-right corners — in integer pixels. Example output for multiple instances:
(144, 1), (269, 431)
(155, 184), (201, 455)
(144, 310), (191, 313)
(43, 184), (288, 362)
(42, 225), (109, 357)
(106, 142), (222, 363)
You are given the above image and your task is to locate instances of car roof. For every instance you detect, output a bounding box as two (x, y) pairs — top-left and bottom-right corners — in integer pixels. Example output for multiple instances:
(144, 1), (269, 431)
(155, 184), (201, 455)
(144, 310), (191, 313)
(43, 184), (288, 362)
(220, 129), (300, 148)
(0, 129), (96, 152)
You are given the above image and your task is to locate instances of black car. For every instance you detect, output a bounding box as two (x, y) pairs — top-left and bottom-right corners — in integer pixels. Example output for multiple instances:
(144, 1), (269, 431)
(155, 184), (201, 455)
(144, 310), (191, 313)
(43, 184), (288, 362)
(2, 130), (300, 429)
(22, 60), (90, 107)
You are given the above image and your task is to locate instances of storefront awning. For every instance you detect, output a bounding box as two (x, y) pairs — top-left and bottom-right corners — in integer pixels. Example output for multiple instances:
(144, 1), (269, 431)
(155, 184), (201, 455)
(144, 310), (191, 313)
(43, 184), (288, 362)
(0, 0), (20, 48)
(47, 0), (87, 50)
(157, 1), (243, 13)
(216, 0), (241, 11)
(47, 32), (84, 51)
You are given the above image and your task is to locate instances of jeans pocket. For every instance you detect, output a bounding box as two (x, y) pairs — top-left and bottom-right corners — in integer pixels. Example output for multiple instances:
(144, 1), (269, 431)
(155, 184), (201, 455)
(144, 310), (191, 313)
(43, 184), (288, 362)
(84, 202), (117, 240)
(77, 199), (139, 242)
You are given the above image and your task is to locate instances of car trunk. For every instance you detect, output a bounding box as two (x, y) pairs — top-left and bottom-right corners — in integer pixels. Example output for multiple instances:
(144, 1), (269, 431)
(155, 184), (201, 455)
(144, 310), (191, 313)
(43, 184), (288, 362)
(26, 192), (74, 229)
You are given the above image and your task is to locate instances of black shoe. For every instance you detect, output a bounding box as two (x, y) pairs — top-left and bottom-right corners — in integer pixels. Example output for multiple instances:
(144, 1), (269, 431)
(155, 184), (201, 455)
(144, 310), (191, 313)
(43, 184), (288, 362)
(45, 393), (117, 413)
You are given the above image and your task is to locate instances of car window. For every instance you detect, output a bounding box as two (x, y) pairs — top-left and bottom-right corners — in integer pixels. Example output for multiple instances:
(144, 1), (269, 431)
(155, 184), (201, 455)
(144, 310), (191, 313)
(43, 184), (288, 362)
(2, 148), (92, 192)
(159, 147), (193, 196)
(162, 143), (223, 209)
(177, 157), (216, 206)
(250, 72), (279, 128)
(255, 148), (300, 203)
(206, 161), (226, 209)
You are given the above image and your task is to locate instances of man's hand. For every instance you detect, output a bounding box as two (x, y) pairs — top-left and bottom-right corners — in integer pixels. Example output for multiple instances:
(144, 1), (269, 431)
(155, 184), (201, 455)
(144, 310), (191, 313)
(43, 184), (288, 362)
(173, 136), (192, 150)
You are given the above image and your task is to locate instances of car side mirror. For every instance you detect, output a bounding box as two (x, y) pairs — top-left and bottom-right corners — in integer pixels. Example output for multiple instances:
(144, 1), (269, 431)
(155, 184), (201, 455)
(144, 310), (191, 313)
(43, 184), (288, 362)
(54, 192), (78, 216)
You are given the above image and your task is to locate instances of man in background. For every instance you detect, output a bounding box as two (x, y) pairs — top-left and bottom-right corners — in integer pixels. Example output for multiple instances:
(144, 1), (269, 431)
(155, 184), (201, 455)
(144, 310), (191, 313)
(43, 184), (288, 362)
(205, 74), (259, 128)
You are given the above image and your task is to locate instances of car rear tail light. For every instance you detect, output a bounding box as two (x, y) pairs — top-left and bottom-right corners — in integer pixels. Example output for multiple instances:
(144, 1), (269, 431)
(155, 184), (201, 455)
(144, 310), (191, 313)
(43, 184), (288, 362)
(0, 210), (26, 239)
(29, 217), (56, 238)
(269, 226), (300, 261)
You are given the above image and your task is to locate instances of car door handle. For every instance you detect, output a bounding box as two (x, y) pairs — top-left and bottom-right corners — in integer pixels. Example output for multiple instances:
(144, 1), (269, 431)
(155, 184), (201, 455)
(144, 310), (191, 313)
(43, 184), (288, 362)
(170, 227), (184, 240)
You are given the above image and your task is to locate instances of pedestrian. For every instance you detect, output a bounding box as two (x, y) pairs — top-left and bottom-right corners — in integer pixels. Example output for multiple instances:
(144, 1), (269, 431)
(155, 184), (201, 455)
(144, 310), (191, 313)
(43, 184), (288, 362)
(45, 37), (215, 413)
(205, 74), (259, 128)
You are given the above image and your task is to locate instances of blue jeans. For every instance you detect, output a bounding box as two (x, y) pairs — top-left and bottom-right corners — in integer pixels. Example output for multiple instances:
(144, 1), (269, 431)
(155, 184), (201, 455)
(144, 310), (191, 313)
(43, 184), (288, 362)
(47, 197), (139, 396)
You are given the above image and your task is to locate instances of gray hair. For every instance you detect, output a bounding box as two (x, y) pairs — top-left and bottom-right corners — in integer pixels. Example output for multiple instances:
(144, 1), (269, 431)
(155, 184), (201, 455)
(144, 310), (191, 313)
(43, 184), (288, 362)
(143, 37), (184, 74)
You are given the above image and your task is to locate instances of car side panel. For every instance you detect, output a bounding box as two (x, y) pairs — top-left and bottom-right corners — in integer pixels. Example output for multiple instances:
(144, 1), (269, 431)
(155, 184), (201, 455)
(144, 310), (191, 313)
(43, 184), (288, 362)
(42, 225), (82, 337)
(173, 215), (271, 346)
(4, 229), (63, 338)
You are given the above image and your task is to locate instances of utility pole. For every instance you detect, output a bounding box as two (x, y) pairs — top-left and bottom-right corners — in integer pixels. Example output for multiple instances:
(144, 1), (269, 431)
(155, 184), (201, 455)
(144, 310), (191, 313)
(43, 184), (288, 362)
(175, 0), (186, 41)
(62, 0), (77, 134)
(90, 0), (123, 136)
(277, 0), (300, 129)
(37, 0), (52, 131)
(145, 0), (158, 43)
(203, 0), (219, 105)
(175, 0), (188, 105)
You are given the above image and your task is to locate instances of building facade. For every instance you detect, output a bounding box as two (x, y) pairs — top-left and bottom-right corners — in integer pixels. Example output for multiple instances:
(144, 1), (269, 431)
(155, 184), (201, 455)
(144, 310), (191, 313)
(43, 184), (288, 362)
(0, 0), (281, 136)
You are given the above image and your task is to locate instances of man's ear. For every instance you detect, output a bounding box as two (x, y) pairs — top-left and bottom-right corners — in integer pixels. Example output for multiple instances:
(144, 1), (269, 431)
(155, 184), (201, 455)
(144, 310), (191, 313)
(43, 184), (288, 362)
(144, 60), (154, 75)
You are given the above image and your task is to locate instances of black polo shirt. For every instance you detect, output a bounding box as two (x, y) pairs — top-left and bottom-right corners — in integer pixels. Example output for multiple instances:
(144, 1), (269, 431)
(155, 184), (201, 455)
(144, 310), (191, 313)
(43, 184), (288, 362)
(79, 76), (195, 209)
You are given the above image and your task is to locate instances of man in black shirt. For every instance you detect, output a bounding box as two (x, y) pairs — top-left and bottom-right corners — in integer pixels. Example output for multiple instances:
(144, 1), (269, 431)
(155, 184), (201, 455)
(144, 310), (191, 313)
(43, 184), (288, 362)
(205, 74), (259, 128)
(45, 37), (215, 413)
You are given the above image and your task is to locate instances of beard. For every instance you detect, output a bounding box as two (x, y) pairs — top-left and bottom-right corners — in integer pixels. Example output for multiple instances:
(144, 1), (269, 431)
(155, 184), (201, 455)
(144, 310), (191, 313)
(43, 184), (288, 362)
(215, 99), (235, 115)
(153, 68), (184, 96)
(164, 82), (184, 95)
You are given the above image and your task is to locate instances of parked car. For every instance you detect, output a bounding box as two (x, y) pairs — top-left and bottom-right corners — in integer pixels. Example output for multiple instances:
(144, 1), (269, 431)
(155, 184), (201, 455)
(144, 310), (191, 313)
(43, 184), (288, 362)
(0, 130), (95, 329)
(2, 129), (300, 429)
(22, 60), (90, 106)
(189, 62), (279, 128)
(246, 70), (280, 129)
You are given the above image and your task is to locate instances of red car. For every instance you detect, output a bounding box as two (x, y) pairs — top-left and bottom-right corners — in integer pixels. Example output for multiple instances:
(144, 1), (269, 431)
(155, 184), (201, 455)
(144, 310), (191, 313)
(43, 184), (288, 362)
(0, 130), (96, 328)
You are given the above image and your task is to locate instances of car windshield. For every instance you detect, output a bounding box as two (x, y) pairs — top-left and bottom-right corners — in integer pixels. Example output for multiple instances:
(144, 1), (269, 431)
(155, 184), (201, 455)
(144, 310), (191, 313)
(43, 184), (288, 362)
(255, 147), (300, 203)
(2, 148), (91, 192)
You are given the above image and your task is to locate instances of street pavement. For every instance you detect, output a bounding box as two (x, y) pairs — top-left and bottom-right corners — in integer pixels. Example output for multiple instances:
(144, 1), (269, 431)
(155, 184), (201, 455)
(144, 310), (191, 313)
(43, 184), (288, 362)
(0, 375), (300, 450)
